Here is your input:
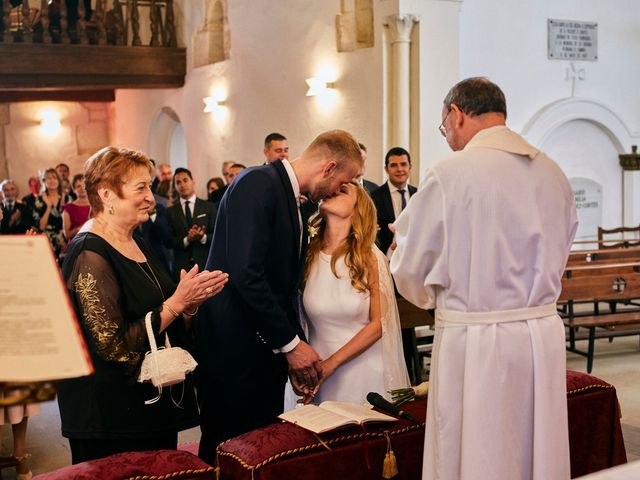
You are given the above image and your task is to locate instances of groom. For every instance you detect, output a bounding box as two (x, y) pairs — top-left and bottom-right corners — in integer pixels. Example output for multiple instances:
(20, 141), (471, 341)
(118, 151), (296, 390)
(196, 130), (363, 462)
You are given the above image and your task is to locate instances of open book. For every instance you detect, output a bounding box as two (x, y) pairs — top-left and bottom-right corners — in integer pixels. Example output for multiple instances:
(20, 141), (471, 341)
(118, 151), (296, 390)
(0, 235), (93, 382)
(278, 401), (397, 434)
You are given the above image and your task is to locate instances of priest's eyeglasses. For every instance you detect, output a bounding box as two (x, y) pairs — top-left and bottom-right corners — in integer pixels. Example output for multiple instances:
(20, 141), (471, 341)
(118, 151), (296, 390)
(438, 109), (452, 137)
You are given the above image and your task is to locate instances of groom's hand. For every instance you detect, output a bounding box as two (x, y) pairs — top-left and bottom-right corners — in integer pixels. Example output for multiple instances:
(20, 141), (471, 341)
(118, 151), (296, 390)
(286, 341), (323, 389)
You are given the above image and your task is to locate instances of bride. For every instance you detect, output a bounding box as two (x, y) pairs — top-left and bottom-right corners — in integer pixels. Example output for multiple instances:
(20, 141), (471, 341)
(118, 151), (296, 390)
(295, 181), (409, 405)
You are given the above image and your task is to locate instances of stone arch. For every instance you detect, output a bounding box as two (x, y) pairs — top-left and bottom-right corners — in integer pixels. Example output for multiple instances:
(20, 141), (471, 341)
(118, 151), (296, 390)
(147, 106), (187, 170)
(193, 0), (229, 68)
(522, 97), (632, 153)
(522, 98), (636, 236)
(336, 0), (374, 52)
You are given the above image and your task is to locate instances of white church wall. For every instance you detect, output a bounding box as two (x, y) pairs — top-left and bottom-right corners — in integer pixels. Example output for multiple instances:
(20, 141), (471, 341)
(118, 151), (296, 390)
(453, 0), (640, 232)
(114, 0), (393, 196)
(4, 102), (111, 195)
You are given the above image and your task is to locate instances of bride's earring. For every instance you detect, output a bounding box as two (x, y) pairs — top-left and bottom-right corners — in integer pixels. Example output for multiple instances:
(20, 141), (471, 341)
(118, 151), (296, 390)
(108, 205), (115, 215)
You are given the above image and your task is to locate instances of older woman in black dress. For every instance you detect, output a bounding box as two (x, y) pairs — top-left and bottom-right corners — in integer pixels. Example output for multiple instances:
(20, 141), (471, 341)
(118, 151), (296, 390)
(59, 147), (228, 464)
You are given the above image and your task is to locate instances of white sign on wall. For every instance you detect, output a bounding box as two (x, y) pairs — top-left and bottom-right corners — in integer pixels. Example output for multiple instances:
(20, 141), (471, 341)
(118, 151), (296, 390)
(548, 19), (598, 61)
(570, 177), (603, 239)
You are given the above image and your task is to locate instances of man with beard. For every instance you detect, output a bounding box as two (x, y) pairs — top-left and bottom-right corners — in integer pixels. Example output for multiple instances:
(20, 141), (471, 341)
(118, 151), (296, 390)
(196, 130), (363, 462)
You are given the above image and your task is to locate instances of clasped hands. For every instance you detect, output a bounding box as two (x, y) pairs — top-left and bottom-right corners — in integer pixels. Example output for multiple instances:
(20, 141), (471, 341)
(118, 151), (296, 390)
(172, 264), (229, 313)
(187, 224), (206, 243)
(286, 342), (337, 404)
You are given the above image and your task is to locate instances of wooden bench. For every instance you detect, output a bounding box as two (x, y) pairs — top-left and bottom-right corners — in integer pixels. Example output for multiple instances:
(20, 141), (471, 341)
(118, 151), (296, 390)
(598, 225), (640, 249)
(560, 261), (640, 372)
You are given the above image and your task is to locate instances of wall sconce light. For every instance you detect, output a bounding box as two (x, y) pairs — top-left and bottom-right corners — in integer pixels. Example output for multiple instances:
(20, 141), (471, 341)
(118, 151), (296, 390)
(305, 77), (336, 97)
(39, 109), (62, 137)
(203, 97), (227, 112)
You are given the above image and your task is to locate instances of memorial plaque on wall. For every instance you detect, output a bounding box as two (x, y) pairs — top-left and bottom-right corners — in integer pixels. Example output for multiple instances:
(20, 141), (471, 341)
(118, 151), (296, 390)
(570, 177), (602, 239)
(548, 19), (597, 61)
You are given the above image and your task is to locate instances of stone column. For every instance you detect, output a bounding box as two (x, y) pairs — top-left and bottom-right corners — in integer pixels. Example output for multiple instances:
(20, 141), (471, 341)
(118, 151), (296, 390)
(385, 14), (417, 150)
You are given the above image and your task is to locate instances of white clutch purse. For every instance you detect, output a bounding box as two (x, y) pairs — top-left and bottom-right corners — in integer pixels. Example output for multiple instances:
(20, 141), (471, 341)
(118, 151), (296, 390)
(138, 312), (198, 404)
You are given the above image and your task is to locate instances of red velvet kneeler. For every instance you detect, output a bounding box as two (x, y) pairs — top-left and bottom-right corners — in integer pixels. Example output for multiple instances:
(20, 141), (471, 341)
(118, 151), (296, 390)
(33, 449), (215, 480)
(215, 371), (627, 479)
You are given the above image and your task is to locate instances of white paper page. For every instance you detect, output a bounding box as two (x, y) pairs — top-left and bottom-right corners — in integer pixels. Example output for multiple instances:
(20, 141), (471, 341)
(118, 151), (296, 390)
(320, 401), (397, 424)
(279, 404), (353, 433)
(0, 235), (93, 381)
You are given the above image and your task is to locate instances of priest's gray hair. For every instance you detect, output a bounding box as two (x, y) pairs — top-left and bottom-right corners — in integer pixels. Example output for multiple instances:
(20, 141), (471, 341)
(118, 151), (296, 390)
(443, 77), (507, 119)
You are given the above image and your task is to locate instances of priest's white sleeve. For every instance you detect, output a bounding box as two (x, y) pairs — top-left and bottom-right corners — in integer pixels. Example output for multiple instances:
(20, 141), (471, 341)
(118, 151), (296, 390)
(390, 168), (448, 310)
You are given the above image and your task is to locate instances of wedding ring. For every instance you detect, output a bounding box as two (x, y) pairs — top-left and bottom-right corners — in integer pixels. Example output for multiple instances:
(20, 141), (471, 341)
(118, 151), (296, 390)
(205, 287), (213, 294)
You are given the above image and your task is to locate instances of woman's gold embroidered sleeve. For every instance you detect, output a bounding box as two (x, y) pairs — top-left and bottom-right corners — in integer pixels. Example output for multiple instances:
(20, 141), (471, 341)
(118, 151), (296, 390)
(75, 272), (141, 368)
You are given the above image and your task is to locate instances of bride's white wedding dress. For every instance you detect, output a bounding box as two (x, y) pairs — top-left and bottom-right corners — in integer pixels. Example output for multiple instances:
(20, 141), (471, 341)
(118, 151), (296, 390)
(302, 247), (409, 404)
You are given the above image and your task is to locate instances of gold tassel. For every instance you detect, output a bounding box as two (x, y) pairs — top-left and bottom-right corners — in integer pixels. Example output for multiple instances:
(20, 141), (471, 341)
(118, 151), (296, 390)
(382, 432), (399, 478)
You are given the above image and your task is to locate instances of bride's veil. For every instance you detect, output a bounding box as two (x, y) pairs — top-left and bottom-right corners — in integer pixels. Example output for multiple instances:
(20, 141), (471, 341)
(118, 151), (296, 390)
(373, 246), (411, 398)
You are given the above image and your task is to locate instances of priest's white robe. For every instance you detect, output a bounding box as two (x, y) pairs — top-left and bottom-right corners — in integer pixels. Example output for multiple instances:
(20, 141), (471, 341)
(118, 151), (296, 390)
(390, 126), (578, 480)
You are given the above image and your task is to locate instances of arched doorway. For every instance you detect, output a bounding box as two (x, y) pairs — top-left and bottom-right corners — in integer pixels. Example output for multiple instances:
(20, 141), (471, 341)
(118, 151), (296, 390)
(148, 106), (188, 170)
(523, 98), (634, 239)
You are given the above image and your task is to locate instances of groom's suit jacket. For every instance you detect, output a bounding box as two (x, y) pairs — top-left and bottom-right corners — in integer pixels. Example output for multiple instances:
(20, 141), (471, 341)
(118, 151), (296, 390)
(198, 160), (308, 382)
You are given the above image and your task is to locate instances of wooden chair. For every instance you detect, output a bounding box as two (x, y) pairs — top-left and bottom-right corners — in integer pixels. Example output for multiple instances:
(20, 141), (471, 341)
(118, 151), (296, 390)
(397, 298), (434, 384)
(597, 225), (640, 249)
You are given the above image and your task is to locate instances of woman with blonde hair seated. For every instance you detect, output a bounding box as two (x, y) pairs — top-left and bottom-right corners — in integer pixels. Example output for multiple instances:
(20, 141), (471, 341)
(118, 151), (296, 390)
(295, 182), (409, 404)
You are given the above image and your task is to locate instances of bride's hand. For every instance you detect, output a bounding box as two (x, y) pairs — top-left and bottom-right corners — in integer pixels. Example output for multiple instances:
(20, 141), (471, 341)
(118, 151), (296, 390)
(319, 357), (338, 382)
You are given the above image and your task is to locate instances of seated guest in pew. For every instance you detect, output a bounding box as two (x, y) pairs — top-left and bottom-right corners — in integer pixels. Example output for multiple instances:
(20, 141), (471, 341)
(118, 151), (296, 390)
(291, 182), (410, 405)
(390, 77), (578, 480)
(58, 147), (229, 464)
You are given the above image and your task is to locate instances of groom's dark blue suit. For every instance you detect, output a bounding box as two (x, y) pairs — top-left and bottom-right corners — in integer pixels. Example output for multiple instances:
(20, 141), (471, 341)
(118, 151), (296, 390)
(196, 160), (308, 461)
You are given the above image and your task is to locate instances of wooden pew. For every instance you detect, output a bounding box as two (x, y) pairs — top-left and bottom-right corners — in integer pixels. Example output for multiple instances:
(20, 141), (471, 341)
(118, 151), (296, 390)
(560, 261), (640, 372)
(598, 225), (640, 249)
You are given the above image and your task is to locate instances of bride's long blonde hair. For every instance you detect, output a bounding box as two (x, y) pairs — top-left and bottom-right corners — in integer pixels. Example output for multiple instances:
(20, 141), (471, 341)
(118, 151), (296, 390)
(303, 182), (378, 293)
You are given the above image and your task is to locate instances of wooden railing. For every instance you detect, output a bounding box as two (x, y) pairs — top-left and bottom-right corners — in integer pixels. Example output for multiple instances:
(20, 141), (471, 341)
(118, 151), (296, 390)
(0, 0), (176, 47)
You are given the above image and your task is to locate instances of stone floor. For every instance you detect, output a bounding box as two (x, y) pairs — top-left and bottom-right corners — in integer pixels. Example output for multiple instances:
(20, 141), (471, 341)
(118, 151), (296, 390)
(1, 336), (639, 478)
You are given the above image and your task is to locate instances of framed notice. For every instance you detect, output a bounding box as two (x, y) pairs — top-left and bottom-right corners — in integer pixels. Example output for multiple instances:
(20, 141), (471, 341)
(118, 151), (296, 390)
(0, 235), (93, 382)
(548, 19), (598, 61)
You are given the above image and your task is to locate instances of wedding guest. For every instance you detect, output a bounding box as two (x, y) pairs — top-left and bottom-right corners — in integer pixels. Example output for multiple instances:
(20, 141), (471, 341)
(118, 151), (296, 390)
(62, 173), (91, 242)
(154, 179), (173, 207)
(22, 176), (40, 220)
(151, 162), (172, 193)
(0, 205), (39, 480)
(56, 162), (75, 200)
(206, 177), (225, 197)
(1, 179), (34, 234)
(0, 392), (38, 480)
(263, 132), (289, 164)
(221, 160), (234, 185)
(227, 163), (246, 184)
(295, 182), (409, 404)
(356, 143), (378, 194)
(35, 168), (70, 261)
(58, 146), (229, 464)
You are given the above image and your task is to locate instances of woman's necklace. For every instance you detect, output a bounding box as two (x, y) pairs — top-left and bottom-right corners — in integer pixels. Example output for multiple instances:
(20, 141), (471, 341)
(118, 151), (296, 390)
(137, 261), (166, 301)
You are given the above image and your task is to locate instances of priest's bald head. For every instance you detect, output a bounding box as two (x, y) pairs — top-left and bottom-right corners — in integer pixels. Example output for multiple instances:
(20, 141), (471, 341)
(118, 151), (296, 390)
(439, 77), (507, 152)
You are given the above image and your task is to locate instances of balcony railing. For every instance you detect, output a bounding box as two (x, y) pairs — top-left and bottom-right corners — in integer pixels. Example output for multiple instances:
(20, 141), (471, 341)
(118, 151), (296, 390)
(2, 0), (177, 47)
(0, 0), (186, 97)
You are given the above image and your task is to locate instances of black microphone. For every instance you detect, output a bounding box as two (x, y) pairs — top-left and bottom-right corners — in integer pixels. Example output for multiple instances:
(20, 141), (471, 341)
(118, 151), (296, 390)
(366, 392), (417, 423)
